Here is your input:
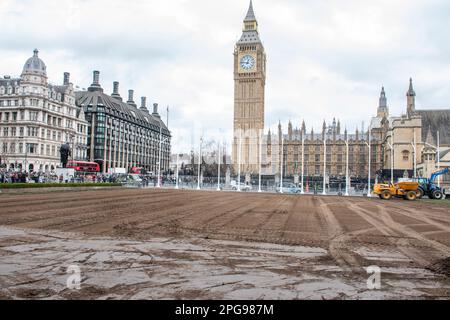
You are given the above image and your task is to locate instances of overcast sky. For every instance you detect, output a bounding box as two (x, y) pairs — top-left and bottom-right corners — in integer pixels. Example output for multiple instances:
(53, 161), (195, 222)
(1, 0), (449, 152)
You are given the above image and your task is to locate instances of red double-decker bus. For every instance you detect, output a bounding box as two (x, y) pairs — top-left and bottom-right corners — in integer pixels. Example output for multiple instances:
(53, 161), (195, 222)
(67, 161), (100, 173)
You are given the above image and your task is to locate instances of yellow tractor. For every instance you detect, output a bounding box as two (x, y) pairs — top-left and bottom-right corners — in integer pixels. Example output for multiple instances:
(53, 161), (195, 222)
(373, 181), (419, 201)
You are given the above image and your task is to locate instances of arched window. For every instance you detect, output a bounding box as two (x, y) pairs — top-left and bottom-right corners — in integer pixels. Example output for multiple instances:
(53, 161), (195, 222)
(402, 150), (410, 161)
(0, 86), (5, 94)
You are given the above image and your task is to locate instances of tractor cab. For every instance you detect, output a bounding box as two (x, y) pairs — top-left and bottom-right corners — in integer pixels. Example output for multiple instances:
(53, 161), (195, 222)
(414, 168), (448, 200)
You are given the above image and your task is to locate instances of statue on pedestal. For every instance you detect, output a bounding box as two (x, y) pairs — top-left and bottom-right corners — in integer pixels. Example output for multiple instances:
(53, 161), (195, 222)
(60, 143), (71, 168)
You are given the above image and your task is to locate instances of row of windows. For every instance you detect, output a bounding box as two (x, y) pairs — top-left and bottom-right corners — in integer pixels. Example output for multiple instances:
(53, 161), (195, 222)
(0, 85), (66, 102)
(1, 142), (59, 157)
(0, 97), (77, 117)
(85, 110), (167, 135)
(1, 125), (86, 143)
(0, 111), (84, 133)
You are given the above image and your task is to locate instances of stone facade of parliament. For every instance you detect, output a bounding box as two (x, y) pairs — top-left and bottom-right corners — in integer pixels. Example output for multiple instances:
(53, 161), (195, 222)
(233, 2), (450, 181)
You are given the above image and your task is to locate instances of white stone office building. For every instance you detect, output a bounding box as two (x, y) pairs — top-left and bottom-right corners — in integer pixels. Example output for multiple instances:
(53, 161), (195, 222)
(0, 49), (88, 172)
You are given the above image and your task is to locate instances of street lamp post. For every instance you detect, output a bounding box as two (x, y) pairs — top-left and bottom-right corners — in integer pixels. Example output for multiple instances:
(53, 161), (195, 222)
(175, 152), (179, 190)
(323, 139), (327, 196)
(387, 139), (394, 184)
(301, 136), (305, 194)
(411, 131), (417, 178)
(197, 137), (203, 190)
(365, 138), (372, 197)
(157, 126), (170, 188)
(345, 139), (349, 196)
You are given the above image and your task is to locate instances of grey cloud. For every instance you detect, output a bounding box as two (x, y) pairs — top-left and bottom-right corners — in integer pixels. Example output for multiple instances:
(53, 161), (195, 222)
(1, 0), (450, 153)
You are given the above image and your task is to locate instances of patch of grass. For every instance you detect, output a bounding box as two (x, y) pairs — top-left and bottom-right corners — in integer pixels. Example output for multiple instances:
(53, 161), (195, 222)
(0, 183), (122, 189)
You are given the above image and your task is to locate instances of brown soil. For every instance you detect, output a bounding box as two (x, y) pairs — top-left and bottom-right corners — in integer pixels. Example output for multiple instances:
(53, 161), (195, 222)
(0, 188), (449, 299)
(0, 188), (449, 270)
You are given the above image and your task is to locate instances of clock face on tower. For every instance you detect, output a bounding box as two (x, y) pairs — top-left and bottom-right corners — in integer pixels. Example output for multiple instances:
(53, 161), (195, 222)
(240, 55), (255, 71)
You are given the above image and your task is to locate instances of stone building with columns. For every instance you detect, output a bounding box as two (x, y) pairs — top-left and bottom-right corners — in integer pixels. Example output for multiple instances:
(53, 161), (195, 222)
(0, 49), (88, 172)
(75, 71), (171, 174)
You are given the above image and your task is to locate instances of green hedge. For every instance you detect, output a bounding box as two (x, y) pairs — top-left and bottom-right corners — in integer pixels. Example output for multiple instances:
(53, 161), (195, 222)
(0, 183), (122, 189)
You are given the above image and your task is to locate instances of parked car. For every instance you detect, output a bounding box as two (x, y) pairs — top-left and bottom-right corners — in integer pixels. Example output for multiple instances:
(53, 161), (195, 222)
(276, 183), (302, 194)
(231, 181), (253, 192)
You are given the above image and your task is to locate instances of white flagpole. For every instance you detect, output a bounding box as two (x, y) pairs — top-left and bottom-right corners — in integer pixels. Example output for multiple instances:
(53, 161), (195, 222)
(437, 131), (441, 188)
(197, 137), (202, 190)
(238, 130), (242, 192)
(217, 141), (221, 191)
(345, 139), (349, 196)
(258, 129), (262, 193)
(175, 152), (179, 189)
(280, 136), (284, 193)
(301, 136), (305, 194)
(323, 139), (327, 195)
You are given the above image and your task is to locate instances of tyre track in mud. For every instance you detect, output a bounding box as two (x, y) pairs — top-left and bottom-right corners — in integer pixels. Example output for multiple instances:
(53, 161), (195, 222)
(1, 189), (449, 270)
(344, 199), (450, 267)
(316, 197), (363, 268)
(67, 192), (238, 235)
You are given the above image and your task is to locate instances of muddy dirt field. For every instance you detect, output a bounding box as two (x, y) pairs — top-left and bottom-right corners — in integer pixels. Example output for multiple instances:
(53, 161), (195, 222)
(0, 188), (449, 299)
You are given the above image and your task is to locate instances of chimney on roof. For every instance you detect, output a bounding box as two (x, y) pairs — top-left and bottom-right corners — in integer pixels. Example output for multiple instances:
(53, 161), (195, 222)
(93, 71), (100, 85)
(88, 70), (103, 92)
(111, 81), (122, 100)
(63, 72), (70, 86)
(153, 103), (160, 118)
(128, 89), (133, 101)
(127, 89), (137, 108)
(140, 97), (149, 113)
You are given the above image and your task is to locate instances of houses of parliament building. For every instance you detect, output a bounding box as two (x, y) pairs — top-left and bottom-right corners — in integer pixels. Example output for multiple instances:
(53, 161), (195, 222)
(233, 1), (450, 181)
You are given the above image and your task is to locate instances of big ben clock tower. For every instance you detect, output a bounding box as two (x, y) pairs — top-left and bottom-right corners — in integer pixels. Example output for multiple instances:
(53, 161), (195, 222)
(233, 0), (266, 174)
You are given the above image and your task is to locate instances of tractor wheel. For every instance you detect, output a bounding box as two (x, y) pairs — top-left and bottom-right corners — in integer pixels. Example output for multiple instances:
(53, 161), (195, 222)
(432, 190), (443, 200)
(416, 188), (424, 199)
(380, 190), (392, 200)
(405, 191), (417, 201)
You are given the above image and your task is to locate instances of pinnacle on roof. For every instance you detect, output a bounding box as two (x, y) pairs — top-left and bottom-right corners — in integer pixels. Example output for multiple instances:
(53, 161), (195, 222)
(244, 0), (256, 21)
(425, 126), (436, 145)
(379, 86), (387, 108)
(407, 78), (416, 96)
